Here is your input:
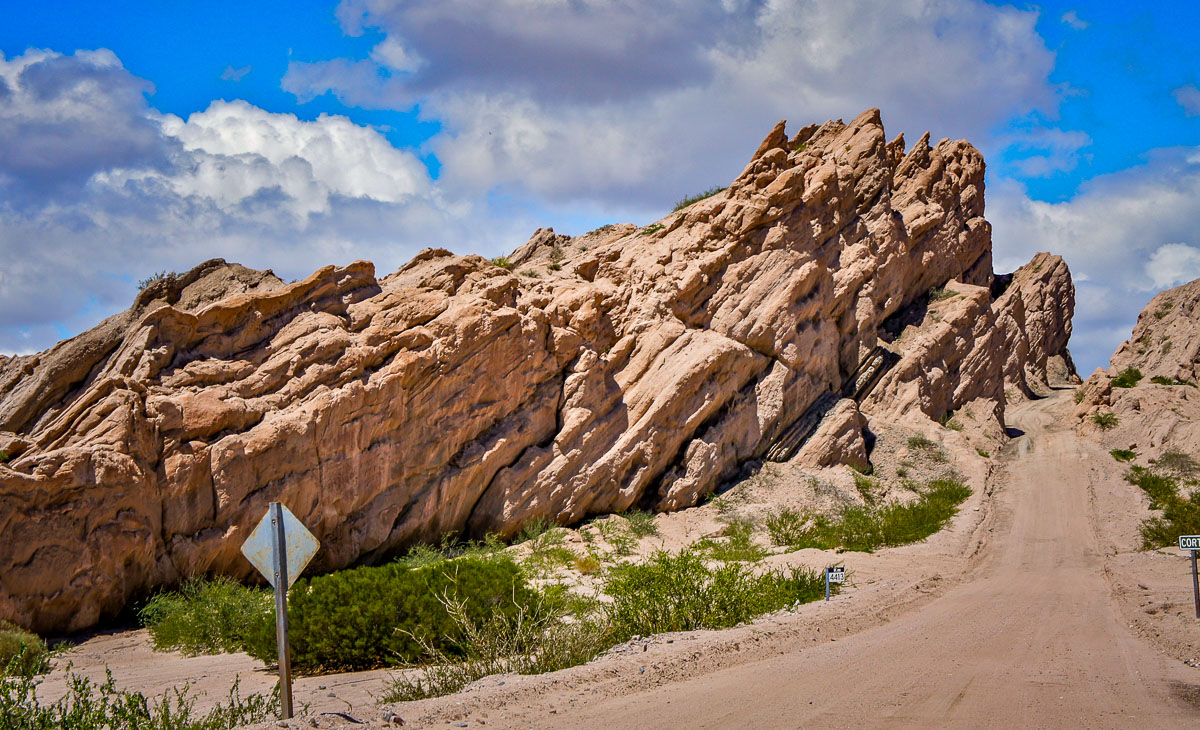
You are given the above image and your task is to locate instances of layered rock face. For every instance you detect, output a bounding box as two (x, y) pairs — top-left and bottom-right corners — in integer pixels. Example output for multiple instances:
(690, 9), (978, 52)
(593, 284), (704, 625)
(1075, 277), (1200, 451)
(1110, 279), (1200, 383)
(0, 109), (1076, 632)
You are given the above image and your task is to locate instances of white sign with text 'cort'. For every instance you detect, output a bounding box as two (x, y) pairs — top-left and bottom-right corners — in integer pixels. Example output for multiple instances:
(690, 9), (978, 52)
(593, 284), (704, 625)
(1180, 535), (1200, 551)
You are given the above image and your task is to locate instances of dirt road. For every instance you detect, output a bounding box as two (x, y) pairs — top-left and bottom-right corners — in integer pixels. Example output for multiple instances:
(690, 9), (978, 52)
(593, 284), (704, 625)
(526, 396), (1195, 728)
(385, 393), (1200, 729)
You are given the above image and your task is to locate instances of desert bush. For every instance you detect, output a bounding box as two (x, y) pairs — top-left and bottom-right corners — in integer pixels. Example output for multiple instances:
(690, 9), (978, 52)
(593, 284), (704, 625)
(975, 448), (990, 458)
(1091, 412), (1119, 430)
(521, 528), (575, 579)
(852, 472), (880, 505)
(244, 556), (540, 673)
(1073, 387), (1087, 404)
(516, 515), (554, 543)
(136, 270), (178, 291)
(0, 623), (50, 676)
(907, 435), (936, 450)
(1112, 367), (1144, 388)
(1155, 449), (1200, 479)
(765, 508), (809, 547)
(694, 520), (768, 562)
(637, 223), (666, 237)
(139, 577), (270, 657)
(770, 479), (970, 553)
(672, 186), (726, 212)
(0, 669), (275, 730)
(1140, 491), (1200, 549)
(1109, 449), (1137, 462)
(1124, 466), (1179, 509)
(547, 262), (562, 271)
(1150, 375), (1197, 387)
(605, 551), (826, 641)
(380, 593), (609, 703)
(623, 509), (659, 538)
(573, 553), (601, 575)
(491, 256), (514, 269)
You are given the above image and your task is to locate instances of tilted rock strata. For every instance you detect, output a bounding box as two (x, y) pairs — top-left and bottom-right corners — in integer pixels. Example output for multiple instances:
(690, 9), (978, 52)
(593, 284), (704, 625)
(0, 109), (1074, 632)
(1075, 276), (1200, 454)
(1110, 278), (1200, 384)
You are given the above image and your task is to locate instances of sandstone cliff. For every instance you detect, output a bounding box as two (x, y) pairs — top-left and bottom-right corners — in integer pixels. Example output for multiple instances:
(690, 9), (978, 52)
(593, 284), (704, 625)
(1075, 277), (1200, 453)
(0, 109), (1076, 632)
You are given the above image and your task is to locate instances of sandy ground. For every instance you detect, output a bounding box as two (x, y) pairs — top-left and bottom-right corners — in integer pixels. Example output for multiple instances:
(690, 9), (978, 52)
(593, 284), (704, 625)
(38, 389), (1200, 728)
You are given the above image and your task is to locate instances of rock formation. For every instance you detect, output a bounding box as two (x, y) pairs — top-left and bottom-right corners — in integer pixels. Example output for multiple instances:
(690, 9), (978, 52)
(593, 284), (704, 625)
(1075, 277), (1200, 451)
(0, 109), (1077, 633)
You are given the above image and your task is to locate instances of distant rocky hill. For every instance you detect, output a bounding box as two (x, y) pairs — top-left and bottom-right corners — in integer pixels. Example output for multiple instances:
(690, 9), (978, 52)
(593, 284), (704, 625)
(1075, 277), (1200, 454)
(0, 109), (1076, 633)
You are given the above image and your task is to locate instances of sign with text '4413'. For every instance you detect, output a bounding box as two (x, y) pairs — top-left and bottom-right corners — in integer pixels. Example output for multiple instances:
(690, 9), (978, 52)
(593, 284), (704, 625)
(241, 503), (319, 589)
(826, 566), (846, 583)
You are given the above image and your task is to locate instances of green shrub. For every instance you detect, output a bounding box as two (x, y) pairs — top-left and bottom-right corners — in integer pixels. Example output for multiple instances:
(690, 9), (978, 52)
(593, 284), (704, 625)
(694, 520), (768, 562)
(623, 509), (659, 538)
(383, 550), (831, 702)
(547, 262), (562, 272)
(491, 256), (514, 270)
(1112, 367), (1144, 388)
(938, 411), (963, 430)
(771, 479), (971, 553)
(1150, 375), (1197, 387)
(1156, 449), (1200, 479)
(605, 551), (826, 641)
(1091, 412), (1119, 430)
(1073, 388), (1087, 404)
(516, 515), (554, 543)
(765, 508), (809, 547)
(137, 270), (178, 291)
(0, 622), (50, 676)
(246, 556), (540, 673)
(975, 448), (990, 458)
(139, 577), (270, 657)
(852, 472), (880, 505)
(1110, 449), (1137, 463)
(1125, 466), (1179, 510)
(672, 186), (727, 212)
(393, 533), (505, 570)
(637, 223), (666, 237)
(907, 435), (936, 450)
(928, 287), (955, 302)
(522, 528), (575, 579)
(380, 593), (608, 703)
(1140, 491), (1200, 549)
(0, 450), (9, 464)
(0, 669), (275, 729)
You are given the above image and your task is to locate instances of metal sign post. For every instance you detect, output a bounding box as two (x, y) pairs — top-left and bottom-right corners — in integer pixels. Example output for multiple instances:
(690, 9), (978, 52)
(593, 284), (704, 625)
(825, 566), (846, 601)
(1182, 536), (1200, 619)
(271, 503), (294, 719)
(241, 502), (320, 720)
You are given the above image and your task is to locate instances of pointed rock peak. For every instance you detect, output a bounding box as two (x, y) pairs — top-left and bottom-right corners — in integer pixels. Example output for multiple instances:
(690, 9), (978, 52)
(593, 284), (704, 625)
(849, 107), (883, 131)
(750, 120), (789, 161)
(789, 123), (819, 150)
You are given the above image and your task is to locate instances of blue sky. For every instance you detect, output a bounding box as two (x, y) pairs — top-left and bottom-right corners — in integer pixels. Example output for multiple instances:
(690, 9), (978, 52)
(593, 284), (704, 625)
(0, 1), (1197, 373)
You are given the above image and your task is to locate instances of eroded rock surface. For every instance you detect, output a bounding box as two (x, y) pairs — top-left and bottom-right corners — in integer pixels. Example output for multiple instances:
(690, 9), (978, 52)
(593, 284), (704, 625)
(0, 109), (1076, 632)
(1075, 276), (1200, 454)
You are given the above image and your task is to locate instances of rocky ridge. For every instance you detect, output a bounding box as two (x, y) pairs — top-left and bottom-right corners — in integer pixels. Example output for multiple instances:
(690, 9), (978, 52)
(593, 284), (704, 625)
(1075, 277), (1200, 454)
(0, 109), (1077, 633)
